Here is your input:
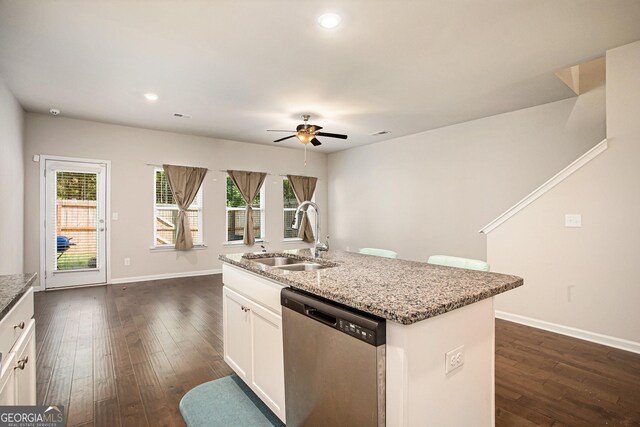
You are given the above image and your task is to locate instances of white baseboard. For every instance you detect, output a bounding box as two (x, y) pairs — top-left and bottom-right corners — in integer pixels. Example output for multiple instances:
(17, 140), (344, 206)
(495, 310), (640, 354)
(110, 269), (222, 285)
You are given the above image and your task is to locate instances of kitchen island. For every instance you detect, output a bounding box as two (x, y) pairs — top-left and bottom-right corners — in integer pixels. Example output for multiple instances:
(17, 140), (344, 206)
(219, 249), (522, 426)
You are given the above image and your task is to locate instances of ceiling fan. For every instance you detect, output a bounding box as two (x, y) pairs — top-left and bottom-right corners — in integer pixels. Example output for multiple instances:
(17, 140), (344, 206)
(267, 114), (348, 146)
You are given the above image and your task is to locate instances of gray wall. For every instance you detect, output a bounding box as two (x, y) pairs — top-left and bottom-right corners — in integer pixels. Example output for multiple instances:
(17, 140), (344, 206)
(327, 85), (605, 262)
(0, 78), (24, 274)
(24, 114), (327, 285)
(490, 40), (640, 344)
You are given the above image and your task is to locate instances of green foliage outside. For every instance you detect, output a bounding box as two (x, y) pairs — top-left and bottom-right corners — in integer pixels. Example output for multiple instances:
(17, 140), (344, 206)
(227, 177), (260, 207)
(283, 179), (298, 208)
(57, 172), (96, 201)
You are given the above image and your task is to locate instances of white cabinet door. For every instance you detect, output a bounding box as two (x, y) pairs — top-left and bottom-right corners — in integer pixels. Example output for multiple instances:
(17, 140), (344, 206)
(14, 320), (36, 405)
(0, 352), (16, 406)
(250, 301), (285, 421)
(223, 287), (252, 381)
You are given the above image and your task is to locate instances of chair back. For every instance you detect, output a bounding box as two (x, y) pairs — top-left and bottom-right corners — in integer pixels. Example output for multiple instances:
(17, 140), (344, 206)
(359, 248), (398, 259)
(427, 255), (490, 272)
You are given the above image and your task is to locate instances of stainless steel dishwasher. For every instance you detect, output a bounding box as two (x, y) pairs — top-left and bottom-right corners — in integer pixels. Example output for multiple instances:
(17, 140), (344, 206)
(281, 288), (386, 427)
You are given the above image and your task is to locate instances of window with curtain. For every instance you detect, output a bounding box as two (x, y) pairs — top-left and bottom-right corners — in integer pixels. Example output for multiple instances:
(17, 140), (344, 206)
(226, 176), (265, 242)
(154, 168), (203, 247)
(283, 177), (315, 240)
(283, 178), (298, 239)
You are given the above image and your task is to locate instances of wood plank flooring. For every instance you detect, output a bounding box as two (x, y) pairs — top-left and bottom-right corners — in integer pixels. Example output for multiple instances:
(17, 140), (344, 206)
(35, 275), (232, 427)
(495, 319), (640, 426)
(35, 275), (640, 426)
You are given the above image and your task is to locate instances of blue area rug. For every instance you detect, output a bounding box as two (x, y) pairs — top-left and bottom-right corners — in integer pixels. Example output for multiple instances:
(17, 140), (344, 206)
(179, 375), (285, 427)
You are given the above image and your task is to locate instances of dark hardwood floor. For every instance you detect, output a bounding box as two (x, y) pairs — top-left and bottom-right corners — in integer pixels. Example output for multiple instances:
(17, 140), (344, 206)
(495, 319), (640, 426)
(35, 275), (232, 427)
(35, 276), (640, 426)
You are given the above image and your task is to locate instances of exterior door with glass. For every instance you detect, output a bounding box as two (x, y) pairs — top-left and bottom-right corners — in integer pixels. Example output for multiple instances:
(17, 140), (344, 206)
(44, 160), (107, 288)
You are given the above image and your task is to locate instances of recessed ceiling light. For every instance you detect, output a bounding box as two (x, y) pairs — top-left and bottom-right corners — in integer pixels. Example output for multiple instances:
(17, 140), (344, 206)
(318, 13), (341, 29)
(144, 93), (159, 102)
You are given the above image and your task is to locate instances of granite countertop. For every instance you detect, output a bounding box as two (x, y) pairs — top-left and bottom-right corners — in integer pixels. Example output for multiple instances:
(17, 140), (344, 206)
(0, 273), (37, 321)
(220, 249), (523, 325)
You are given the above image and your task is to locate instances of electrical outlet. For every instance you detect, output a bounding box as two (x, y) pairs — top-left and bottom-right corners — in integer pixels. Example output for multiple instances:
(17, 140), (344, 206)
(112, 212), (119, 221)
(124, 258), (130, 266)
(565, 214), (582, 227)
(445, 345), (465, 374)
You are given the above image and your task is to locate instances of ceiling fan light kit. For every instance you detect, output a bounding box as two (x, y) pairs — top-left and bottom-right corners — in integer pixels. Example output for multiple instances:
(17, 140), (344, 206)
(267, 114), (348, 147)
(267, 114), (348, 166)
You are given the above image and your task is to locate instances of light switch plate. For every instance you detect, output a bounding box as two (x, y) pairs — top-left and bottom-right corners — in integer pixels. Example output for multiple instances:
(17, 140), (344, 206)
(565, 214), (582, 227)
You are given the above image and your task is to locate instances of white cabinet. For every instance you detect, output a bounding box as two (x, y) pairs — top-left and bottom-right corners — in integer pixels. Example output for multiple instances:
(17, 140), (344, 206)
(0, 353), (16, 405)
(223, 287), (252, 381)
(14, 320), (36, 405)
(222, 265), (286, 423)
(0, 288), (36, 406)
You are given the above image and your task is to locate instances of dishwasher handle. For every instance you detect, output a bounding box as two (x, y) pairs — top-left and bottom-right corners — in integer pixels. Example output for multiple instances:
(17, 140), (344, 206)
(305, 307), (337, 326)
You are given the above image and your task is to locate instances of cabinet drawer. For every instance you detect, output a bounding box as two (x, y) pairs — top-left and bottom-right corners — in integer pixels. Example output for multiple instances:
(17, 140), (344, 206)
(222, 264), (284, 314)
(0, 288), (34, 361)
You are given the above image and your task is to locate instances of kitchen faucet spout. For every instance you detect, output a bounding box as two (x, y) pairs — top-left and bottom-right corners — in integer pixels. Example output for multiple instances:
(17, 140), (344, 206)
(291, 201), (328, 257)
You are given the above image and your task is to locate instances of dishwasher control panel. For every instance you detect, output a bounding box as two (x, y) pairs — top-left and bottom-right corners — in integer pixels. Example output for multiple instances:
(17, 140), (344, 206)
(338, 319), (376, 345)
(282, 287), (386, 347)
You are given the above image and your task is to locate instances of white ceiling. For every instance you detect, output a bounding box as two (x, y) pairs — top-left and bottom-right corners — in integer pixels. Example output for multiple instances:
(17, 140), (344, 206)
(1, 1), (640, 153)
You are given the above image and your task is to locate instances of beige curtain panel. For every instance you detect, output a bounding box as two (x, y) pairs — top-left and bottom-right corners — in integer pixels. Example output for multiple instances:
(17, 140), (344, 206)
(163, 164), (208, 250)
(228, 170), (267, 246)
(287, 175), (318, 242)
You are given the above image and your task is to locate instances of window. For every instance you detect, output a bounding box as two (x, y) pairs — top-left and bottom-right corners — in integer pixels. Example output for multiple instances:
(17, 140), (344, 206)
(226, 176), (265, 242)
(283, 178), (299, 239)
(283, 177), (315, 240)
(154, 169), (203, 247)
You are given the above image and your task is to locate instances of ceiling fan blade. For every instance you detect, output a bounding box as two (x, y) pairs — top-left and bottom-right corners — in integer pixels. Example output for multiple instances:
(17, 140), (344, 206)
(315, 131), (348, 140)
(273, 135), (297, 143)
(267, 130), (296, 132)
(310, 138), (322, 147)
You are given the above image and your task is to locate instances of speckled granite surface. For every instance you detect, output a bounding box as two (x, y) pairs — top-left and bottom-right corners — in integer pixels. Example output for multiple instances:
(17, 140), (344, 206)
(219, 250), (523, 325)
(0, 273), (36, 321)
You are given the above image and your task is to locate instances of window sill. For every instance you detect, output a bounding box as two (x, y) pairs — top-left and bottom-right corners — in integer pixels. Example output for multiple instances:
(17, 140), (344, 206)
(223, 239), (266, 247)
(149, 244), (208, 252)
(282, 238), (305, 244)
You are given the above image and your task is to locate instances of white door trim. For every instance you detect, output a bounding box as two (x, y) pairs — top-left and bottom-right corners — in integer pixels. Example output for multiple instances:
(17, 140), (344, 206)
(38, 155), (111, 291)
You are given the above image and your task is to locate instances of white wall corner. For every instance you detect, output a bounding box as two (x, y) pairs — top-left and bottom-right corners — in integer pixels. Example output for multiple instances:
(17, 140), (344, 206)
(480, 139), (608, 234)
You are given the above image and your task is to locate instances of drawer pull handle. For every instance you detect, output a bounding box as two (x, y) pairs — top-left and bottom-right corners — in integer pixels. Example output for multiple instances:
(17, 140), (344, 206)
(13, 322), (25, 330)
(15, 356), (28, 370)
(240, 306), (250, 313)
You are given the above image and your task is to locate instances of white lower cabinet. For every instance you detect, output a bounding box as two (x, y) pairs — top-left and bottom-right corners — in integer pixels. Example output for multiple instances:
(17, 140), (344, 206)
(222, 265), (286, 423)
(14, 320), (36, 405)
(0, 288), (36, 406)
(0, 353), (17, 405)
(223, 287), (252, 381)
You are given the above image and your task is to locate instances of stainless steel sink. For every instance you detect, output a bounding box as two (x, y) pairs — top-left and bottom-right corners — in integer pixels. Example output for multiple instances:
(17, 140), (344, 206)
(276, 263), (329, 271)
(253, 257), (306, 267)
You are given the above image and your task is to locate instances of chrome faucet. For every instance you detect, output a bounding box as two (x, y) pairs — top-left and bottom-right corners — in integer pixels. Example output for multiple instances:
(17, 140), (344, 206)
(291, 201), (329, 258)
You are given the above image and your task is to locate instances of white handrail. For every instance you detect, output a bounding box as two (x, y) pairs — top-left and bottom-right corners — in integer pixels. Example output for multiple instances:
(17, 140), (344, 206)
(479, 139), (608, 234)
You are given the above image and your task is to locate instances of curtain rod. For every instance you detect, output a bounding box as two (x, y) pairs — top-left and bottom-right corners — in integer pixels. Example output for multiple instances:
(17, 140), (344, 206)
(146, 164), (318, 179)
(146, 163), (214, 172)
